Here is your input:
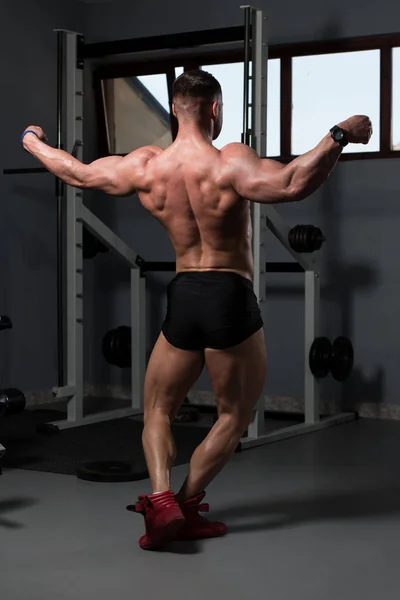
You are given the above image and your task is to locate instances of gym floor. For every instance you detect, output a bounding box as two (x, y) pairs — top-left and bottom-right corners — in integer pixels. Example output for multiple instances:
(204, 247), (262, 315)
(2, 418), (400, 600)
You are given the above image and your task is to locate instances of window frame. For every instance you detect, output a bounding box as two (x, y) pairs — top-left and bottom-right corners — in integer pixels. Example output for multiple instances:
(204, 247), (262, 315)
(93, 32), (400, 161)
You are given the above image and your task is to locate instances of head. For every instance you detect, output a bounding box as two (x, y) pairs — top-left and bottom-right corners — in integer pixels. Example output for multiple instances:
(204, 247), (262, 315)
(172, 70), (223, 140)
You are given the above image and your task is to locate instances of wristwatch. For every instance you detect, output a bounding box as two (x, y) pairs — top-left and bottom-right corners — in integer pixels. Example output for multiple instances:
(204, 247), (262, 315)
(330, 125), (348, 147)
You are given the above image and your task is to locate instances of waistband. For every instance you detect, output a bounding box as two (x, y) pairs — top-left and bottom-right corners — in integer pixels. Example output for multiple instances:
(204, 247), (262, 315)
(173, 270), (254, 289)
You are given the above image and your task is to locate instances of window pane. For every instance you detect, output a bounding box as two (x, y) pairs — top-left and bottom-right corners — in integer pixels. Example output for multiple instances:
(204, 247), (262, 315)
(137, 74), (170, 111)
(392, 48), (400, 150)
(267, 59), (280, 157)
(203, 63), (244, 149)
(292, 50), (380, 155)
(102, 75), (172, 154)
(175, 66), (184, 78)
(202, 61), (281, 155)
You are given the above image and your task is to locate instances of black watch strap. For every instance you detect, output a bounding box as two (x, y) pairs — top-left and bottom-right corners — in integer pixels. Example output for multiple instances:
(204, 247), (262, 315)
(330, 125), (348, 147)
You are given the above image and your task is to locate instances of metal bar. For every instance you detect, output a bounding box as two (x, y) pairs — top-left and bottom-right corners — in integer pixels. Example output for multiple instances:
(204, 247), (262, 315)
(56, 30), (65, 387)
(82, 26), (245, 59)
(3, 167), (48, 175)
(304, 271), (320, 423)
(252, 9), (268, 157)
(246, 6), (267, 440)
(380, 46), (392, 153)
(280, 57), (292, 157)
(52, 385), (76, 399)
(48, 408), (143, 430)
(131, 270), (146, 411)
(80, 205), (139, 268)
(64, 30), (84, 424)
(139, 261), (176, 273)
(242, 6), (251, 145)
(238, 412), (356, 450)
(265, 262), (304, 273)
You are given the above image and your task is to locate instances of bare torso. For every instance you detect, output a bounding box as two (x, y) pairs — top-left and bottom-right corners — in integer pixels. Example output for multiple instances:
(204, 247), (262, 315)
(136, 138), (253, 280)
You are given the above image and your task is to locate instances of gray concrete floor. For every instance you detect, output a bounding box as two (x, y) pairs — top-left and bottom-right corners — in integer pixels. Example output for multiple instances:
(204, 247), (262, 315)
(2, 418), (400, 600)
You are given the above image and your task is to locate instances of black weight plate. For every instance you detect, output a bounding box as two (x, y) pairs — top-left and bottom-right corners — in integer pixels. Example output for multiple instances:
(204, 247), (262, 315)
(102, 329), (117, 365)
(114, 326), (131, 368)
(331, 337), (354, 381)
(76, 460), (148, 483)
(309, 337), (332, 378)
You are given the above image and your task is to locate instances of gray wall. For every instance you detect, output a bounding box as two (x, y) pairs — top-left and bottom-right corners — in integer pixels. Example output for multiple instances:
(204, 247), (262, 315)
(81, 0), (400, 407)
(3, 0), (399, 407)
(1, 0), (83, 391)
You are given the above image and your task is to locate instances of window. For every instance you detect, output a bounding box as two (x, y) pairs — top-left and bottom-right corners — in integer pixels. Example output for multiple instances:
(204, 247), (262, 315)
(292, 50), (380, 155)
(202, 60), (281, 155)
(95, 31), (400, 160)
(102, 74), (172, 154)
(392, 48), (400, 150)
(203, 62), (244, 148)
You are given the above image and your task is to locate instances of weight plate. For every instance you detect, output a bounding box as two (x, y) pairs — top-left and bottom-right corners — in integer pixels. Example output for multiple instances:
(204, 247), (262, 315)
(309, 337), (332, 378)
(76, 460), (148, 483)
(102, 329), (117, 365)
(114, 326), (131, 368)
(331, 337), (354, 381)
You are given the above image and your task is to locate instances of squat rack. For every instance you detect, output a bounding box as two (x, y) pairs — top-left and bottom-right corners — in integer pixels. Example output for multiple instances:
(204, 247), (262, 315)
(3, 6), (355, 442)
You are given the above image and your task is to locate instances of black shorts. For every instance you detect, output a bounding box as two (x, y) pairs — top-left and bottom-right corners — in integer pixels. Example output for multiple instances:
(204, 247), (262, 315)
(162, 271), (263, 351)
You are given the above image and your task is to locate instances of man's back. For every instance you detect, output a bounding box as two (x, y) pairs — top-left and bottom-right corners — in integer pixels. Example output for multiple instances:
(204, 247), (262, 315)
(137, 140), (253, 279)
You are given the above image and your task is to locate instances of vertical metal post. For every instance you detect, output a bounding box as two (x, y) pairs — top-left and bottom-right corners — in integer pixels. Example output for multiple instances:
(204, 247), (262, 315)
(242, 5), (251, 146)
(131, 270), (146, 410)
(243, 6), (268, 439)
(304, 271), (320, 423)
(56, 31), (64, 387)
(64, 31), (84, 422)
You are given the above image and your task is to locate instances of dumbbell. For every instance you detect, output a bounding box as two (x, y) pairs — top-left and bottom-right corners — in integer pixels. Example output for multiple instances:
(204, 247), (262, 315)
(309, 336), (354, 381)
(289, 225), (326, 253)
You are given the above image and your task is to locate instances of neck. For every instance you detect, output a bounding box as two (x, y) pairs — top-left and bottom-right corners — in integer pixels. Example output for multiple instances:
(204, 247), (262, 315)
(175, 120), (213, 144)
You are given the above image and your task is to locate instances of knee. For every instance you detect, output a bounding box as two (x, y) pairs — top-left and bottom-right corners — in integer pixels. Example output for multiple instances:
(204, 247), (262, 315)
(143, 406), (174, 428)
(217, 411), (251, 440)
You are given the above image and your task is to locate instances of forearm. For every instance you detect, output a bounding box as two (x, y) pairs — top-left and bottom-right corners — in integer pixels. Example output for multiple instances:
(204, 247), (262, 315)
(23, 133), (87, 187)
(284, 133), (343, 200)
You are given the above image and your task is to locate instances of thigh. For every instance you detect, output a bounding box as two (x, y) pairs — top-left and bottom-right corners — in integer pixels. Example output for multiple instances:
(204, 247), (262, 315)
(205, 328), (267, 421)
(144, 333), (205, 421)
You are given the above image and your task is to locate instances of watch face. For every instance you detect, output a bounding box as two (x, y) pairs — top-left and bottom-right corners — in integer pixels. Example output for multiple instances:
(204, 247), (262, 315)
(335, 129), (344, 141)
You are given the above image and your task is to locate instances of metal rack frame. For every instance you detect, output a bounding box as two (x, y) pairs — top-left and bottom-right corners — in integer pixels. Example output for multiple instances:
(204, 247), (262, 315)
(238, 5), (354, 450)
(3, 9), (355, 438)
(50, 30), (145, 429)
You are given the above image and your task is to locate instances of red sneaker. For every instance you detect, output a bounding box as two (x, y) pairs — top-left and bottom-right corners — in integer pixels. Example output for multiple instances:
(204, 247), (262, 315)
(176, 492), (227, 540)
(126, 490), (185, 550)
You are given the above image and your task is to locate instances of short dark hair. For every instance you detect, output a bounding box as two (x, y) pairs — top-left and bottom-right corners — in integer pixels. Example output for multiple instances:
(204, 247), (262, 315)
(172, 69), (221, 100)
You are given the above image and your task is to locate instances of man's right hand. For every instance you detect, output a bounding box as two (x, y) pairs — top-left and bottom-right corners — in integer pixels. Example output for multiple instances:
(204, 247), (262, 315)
(337, 115), (372, 145)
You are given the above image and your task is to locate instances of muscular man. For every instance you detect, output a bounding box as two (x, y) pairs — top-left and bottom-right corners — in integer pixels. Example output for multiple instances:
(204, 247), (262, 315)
(21, 70), (372, 550)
